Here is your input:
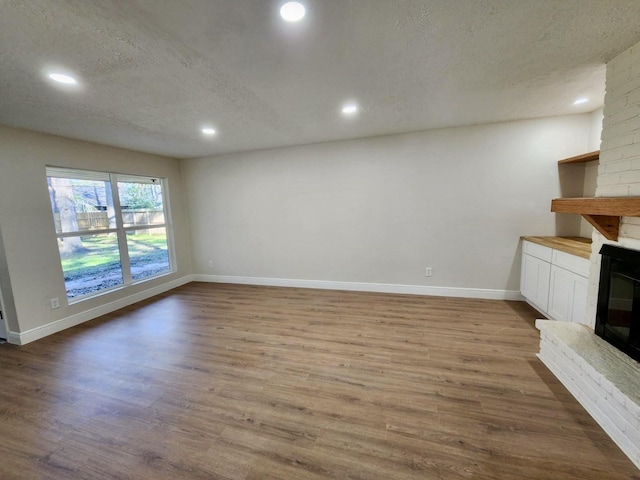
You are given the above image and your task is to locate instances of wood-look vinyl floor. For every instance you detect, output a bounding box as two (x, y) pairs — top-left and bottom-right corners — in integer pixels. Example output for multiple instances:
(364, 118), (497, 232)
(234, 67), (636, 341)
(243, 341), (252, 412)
(1, 282), (638, 479)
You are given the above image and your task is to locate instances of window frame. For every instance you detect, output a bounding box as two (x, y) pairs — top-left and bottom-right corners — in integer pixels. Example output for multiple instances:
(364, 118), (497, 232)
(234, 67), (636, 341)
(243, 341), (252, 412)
(46, 166), (176, 303)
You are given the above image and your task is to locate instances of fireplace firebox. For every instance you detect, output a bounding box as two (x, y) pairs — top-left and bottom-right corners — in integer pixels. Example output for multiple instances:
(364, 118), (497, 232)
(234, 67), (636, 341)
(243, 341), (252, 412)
(596, 244), (640, 363)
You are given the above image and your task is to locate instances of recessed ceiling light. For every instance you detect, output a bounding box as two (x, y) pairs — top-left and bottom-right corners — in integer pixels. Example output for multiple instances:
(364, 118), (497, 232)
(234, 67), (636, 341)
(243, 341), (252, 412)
(48, 72), (78, 85)
(573, 97), (589, 105)
(341, 104), (359, 116)
(202, 127), (216, 135)
(280, 2), (305, 22)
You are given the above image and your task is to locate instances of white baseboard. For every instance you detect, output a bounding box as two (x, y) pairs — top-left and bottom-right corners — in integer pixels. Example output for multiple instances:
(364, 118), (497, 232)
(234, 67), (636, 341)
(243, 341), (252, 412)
(7, 331), (21, 345)
(192, 274), (523, 301)
(8, 275), (193, 345)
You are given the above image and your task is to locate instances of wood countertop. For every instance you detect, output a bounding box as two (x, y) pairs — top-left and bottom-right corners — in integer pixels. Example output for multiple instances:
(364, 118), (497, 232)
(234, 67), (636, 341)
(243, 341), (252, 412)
(521, 236), (592, 259)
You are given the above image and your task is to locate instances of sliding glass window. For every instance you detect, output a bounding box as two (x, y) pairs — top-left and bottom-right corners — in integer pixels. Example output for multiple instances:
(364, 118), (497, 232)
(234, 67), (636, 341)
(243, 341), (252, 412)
(46, 167), (173, 301)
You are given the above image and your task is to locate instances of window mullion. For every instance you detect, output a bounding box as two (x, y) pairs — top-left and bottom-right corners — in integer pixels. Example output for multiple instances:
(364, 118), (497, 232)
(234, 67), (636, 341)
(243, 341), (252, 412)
(56, 228), (119, 239)
(110, 174), (132, 285)
(123, 223), (166, 233)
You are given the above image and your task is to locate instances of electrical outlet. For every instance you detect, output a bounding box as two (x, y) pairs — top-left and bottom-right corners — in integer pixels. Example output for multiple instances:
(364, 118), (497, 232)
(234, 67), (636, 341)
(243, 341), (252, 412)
(425, 267), (433, 277)
(50, 297), (60, 309)
(208, 260), (214, 268)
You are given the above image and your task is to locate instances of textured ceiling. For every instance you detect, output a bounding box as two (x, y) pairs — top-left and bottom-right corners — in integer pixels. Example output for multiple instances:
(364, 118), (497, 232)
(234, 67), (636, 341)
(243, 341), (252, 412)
(1, 0), (640, 159)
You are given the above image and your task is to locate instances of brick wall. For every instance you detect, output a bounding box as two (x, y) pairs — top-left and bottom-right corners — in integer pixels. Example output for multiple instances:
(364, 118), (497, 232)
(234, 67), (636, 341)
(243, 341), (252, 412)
(585, 39), (640, 327)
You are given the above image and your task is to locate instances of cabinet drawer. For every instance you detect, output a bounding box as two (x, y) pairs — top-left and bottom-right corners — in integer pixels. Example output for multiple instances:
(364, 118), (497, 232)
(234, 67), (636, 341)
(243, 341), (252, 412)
(552, 250), (590, 277)
(523, 241), (552, 262)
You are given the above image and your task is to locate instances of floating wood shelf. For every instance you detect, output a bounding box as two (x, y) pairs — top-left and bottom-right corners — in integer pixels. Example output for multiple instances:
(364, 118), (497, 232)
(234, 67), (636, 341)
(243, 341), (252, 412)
(551, 197), (640, 241)
(557, 150), (600, 164)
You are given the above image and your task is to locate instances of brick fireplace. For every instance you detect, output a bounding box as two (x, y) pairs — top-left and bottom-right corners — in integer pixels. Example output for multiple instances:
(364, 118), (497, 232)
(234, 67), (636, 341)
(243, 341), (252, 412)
(538, 39), (640, 470)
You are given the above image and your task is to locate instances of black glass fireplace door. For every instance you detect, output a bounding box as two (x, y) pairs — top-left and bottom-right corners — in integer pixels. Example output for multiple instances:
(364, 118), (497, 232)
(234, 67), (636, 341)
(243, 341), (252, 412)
(596, 245), (640, 363)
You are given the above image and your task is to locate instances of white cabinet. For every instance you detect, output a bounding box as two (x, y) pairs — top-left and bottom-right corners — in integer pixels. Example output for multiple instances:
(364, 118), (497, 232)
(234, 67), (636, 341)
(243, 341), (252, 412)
(548, 265), (588, 323)
(521, 240), (590, 323)
(521, 253), (551, 313)
(572, 279), (588, 323)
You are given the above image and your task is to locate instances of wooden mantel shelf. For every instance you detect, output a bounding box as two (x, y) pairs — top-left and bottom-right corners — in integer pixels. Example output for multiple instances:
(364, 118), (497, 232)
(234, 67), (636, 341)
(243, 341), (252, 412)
(551, 197), (640, 241)
(557, 150), (600, 164)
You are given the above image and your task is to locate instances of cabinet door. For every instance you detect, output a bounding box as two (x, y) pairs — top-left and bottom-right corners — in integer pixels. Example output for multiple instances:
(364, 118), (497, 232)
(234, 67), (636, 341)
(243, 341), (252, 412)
(548, 265), (574, 322)
(521, 253), (551, 313)
(570, 275), (588, 324)
(548, 265), (588, 323)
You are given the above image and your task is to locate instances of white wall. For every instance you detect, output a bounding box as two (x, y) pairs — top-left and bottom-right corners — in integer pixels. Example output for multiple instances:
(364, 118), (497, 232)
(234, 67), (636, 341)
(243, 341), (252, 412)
(579, 108), (604, 238)
(183, 115), (592, 296)
(588, 107), (605, 152)
(0, 125), (193, 341)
